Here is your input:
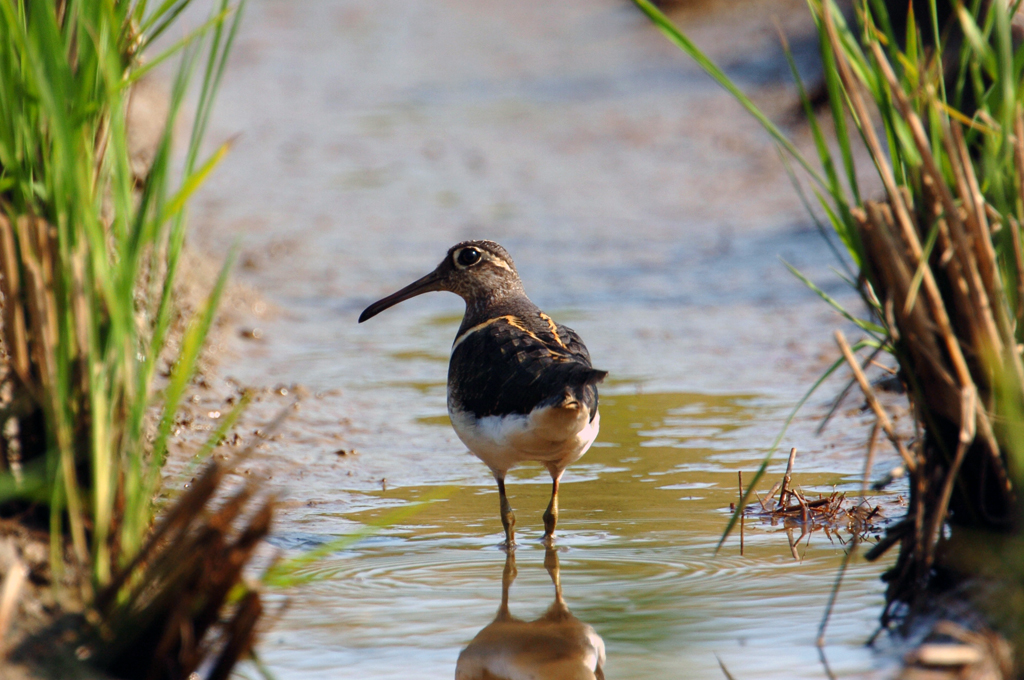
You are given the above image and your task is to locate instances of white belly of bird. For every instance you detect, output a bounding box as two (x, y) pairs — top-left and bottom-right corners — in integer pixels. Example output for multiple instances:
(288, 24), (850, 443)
(448, 400), (600, 477)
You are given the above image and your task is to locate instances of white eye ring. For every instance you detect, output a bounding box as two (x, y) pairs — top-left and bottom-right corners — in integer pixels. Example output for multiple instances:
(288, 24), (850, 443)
(454, 247), (482, 268)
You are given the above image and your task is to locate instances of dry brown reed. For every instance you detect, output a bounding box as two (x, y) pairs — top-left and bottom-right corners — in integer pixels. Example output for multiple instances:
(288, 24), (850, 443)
(87, 456), (273, 680)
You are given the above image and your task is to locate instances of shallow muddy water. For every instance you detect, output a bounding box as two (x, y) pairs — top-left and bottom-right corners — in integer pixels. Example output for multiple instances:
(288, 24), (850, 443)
(181, 0), (907, 677)
(236, 386), (901, 679)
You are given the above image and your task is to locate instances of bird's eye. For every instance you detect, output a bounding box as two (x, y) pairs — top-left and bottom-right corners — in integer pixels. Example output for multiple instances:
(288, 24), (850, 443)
(456, 248), (482, 267)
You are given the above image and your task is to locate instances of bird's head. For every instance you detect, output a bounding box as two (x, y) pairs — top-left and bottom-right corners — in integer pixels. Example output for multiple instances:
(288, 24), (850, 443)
(358, 240), (524, 322)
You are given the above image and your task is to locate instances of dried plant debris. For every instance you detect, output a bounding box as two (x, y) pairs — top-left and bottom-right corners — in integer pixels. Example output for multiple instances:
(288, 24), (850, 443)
(92, 456), (272, 680)
(3, 453), (274, 680)
(734, 447), (889, 558)
(750, 487), (882, 533)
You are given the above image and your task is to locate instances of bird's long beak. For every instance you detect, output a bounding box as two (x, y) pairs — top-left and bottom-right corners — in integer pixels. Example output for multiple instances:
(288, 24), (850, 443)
(358, 269), (446, 322)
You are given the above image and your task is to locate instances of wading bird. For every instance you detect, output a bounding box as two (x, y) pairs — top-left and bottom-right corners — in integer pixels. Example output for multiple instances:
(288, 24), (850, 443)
(359, 240), (607, 546)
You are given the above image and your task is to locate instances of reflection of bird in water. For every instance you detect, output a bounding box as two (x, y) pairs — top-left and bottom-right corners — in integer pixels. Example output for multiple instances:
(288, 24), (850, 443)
(359, 241), (607, 547)
(456, 547), (606, 680)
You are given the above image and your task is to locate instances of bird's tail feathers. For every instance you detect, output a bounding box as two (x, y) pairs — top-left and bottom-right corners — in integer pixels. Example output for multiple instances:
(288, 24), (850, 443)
(551, 367), (607, 409)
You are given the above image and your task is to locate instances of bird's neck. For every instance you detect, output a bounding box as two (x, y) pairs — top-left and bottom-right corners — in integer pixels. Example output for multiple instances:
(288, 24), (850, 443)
(458, 289), (536, 334)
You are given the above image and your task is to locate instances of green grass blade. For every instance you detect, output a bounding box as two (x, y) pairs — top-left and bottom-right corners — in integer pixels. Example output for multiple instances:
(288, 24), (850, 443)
(129, 7), (233, 86)
(174, 391), (253, 484)
(150, 244), (238, 474)
(139, 0), (194, 49)
(926, 0), (947, 103)
(776, 146), (857, 280)
(156, 138), (233, 226)
(956, 4), (998, 78)
(820, 23), (862, 204)
(783, 260), (886, 337)
(812, 187), (864, 270)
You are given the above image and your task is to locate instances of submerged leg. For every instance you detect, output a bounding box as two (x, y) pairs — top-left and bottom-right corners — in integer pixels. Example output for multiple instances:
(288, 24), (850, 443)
(497, 477), (516, 547)
(542, 474), (561, 542)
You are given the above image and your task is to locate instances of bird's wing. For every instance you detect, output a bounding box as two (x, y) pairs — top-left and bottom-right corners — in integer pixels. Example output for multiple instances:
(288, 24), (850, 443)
(552, 322), (594, 364)
(531, 311), (594, 364)
(450, 315), (605, 419)
(547, 321), (606, 423)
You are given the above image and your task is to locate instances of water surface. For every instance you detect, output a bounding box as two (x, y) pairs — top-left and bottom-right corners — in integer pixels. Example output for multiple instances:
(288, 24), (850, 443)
(181, 1), (906, 677)
(245, 387), (899, 679)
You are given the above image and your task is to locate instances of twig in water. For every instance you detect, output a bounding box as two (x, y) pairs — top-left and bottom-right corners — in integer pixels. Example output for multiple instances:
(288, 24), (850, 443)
(738, 470), (744, 556)
(795, 483), (806, 528)
(869, 360), (897, 375)
(778, 447), (797, 509)
(864, 518), (912, 561)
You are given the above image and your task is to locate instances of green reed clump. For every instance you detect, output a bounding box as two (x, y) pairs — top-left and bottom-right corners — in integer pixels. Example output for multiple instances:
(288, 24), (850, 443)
(0, 0), (242, 592)
(634, 0), (1024, 620)
(0, 4), (284, 676)
(0, 1), (278, 675)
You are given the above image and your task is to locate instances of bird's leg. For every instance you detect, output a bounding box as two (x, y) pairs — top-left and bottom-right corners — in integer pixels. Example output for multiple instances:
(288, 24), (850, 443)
(542, 474), (561, 543)
(497, 477), (516, 547)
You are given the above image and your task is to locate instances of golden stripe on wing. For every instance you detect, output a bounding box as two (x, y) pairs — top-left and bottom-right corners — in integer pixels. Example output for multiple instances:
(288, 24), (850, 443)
(538, 312), (568, 349)
(452, 314), (573, 362)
